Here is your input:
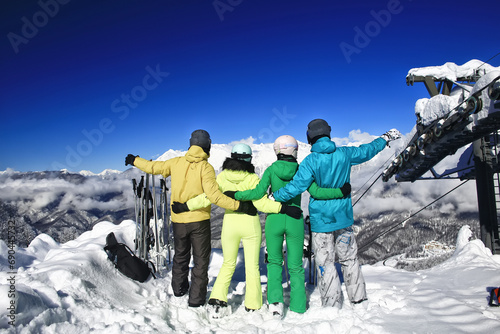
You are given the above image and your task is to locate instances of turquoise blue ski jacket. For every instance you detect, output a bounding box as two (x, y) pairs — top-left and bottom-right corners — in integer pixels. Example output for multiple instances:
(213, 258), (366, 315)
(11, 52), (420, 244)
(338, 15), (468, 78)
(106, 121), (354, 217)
(273, 136), (387, 233)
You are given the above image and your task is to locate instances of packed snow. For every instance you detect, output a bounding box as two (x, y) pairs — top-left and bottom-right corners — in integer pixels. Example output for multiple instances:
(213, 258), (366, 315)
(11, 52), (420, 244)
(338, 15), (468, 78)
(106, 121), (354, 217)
(409, 60), (500, 127)
(407, 59), (500, 82)
(415, 89), (467, 127)
(1, 219), (500, 333)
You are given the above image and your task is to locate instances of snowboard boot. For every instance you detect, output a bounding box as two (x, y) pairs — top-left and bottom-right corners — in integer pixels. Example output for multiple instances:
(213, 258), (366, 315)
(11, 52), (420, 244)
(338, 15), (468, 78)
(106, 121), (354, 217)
(207, 298), (230, 319)
(268, 302), (284, 318)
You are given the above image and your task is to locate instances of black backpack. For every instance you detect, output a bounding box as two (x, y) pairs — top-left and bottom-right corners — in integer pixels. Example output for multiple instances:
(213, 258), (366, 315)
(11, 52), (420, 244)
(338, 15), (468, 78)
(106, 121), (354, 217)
(490, 287), (500, 307)
(104, 232), (156, 283)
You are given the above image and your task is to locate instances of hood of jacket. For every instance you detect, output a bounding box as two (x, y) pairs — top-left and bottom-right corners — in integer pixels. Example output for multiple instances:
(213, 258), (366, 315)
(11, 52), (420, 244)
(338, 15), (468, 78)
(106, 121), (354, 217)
(310, 137), (337, 154)
(185, 145), (209, 163)
(222, 157), (255, 173)
(218, 158), (255, 186)
(270, 159), (298, 182)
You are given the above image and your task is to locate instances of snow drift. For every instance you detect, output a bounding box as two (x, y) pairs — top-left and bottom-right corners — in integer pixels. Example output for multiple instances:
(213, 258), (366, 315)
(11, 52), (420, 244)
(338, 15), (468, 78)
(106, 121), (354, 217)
(1, 220), (500, 333)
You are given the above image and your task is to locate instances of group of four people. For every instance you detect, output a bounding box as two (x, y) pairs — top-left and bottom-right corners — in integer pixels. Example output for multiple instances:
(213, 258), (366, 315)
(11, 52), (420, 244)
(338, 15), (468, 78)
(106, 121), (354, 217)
(125, 118), (401, 318)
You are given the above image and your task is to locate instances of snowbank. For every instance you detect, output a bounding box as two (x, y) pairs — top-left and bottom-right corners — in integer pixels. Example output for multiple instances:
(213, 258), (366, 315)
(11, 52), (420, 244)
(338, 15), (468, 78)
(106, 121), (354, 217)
(1, 221), (500, 333)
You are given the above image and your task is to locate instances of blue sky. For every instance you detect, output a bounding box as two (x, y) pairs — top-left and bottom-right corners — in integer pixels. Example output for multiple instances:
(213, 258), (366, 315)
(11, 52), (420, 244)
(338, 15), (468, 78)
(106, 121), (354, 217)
(1, 0), (499, 173)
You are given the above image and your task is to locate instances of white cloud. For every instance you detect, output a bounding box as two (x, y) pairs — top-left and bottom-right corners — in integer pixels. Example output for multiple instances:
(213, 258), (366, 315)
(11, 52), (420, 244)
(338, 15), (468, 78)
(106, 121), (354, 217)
(229, 136), (257, 146)
(0, 174), (134, 213)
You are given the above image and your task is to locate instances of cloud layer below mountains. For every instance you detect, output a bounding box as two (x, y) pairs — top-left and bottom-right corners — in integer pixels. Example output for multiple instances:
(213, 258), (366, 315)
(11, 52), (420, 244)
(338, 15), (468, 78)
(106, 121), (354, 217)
(0, 172), (134, 213)
(0, 130), (478, 218)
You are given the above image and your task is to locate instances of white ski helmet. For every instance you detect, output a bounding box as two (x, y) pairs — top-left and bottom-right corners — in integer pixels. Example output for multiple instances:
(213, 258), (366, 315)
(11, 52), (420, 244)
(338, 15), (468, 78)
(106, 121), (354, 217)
(231, 143), (252, 162)
(273, 135), (298, 159)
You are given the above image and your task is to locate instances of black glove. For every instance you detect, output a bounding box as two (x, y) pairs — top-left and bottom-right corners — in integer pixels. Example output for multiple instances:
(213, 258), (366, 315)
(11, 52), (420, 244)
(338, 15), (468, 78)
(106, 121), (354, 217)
(280, 204), (302, 219)
(125, 154), (138, 166)
(235, 201), (257, 216)
(224, 191), (237, 199)
(340, 182), (351, 197)
(171, 201), (189, 214)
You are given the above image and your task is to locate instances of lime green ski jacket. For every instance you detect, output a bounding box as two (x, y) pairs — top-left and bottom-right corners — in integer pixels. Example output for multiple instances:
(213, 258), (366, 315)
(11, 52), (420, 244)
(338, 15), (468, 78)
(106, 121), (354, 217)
(235, 159), (344, 206)
(186, 168), (282, 214)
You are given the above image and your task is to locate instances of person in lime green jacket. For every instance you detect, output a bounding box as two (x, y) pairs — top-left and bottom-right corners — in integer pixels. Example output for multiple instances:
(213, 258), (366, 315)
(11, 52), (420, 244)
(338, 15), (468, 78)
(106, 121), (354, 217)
(172, 143), (302, 318)
(227, 135), (350, 316)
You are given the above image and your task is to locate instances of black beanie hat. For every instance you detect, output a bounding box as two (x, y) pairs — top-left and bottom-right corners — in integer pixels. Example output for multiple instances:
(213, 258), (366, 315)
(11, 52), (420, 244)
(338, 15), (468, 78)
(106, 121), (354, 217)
(190, 129), (211, 153)
(307, 119), (331, 144)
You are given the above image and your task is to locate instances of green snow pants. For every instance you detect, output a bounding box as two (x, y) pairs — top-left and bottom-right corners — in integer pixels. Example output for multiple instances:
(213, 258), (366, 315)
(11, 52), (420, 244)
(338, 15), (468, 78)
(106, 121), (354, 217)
(265, 213), (306, 313)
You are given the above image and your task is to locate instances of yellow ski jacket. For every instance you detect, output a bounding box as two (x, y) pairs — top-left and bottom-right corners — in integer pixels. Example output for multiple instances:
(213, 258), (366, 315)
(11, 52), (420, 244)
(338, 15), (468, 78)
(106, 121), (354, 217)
(133, 145), (240, 223)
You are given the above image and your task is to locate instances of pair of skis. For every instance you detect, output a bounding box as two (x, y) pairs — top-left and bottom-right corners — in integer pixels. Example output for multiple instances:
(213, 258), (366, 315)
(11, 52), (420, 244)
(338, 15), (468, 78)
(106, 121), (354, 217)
(132, 174), (172, 270)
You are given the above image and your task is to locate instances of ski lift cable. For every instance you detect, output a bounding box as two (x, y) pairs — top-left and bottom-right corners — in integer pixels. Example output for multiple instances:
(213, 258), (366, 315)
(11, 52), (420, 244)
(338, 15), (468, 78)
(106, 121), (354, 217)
(355, 153), (392, 191)
(352, 174), (382, 207)
(358, 179), (470, 253)
(352, 153), (396, 207)
(477, 51), (500, 70)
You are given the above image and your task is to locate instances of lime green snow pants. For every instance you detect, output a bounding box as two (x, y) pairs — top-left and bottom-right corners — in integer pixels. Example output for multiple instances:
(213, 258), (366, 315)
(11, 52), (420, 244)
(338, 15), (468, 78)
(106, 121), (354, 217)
(209, 215), (263, 310)
(265, 213), (306, 313)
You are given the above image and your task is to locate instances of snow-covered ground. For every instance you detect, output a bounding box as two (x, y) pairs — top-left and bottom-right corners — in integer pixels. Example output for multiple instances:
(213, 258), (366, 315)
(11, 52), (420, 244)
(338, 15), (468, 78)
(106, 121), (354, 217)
(1, 220), (500, 333)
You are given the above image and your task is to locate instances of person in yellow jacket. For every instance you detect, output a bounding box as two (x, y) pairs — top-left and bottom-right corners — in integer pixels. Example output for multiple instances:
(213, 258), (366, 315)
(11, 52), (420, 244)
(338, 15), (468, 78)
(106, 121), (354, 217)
(125, 130), (256, 308)
(172, 143), (302, 318)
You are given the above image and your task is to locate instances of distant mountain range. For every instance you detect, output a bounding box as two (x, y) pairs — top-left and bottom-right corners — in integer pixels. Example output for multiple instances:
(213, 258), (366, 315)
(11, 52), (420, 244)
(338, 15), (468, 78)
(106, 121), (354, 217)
(0, 133), (481, 267)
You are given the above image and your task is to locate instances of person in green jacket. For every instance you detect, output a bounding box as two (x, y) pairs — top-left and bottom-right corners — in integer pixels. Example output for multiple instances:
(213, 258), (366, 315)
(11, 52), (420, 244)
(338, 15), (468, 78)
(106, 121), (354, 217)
(226, 135), (350, 317)
(172, 143), (302, 318)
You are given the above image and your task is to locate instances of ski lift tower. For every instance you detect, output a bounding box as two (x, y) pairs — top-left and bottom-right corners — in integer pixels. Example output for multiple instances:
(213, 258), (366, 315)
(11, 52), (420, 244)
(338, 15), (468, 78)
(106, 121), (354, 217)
(381, 60), (500, 253)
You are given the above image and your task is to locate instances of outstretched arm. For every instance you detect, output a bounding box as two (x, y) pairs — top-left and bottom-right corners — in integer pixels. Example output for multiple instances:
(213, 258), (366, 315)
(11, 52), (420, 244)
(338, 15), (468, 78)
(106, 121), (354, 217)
(347, 130), (401, 165)
(130, 156), (172, 177)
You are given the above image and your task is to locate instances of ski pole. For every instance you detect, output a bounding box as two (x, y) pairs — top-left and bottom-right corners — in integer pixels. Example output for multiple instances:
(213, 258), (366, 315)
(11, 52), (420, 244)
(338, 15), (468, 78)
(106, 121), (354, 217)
(137, 176), (145, 257)
(151, 175), (162, 269)
(305, 216), (315, 285)
(132, 179), (139, 251)
(142, 173), (150, 260)
(160, 178), (170, 264)
(162, 178), (172, 265)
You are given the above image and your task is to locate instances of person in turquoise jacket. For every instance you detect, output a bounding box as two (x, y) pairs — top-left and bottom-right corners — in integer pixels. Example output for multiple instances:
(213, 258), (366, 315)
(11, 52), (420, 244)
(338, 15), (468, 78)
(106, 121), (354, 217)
(272, 119), (401, 309)
(172, 143), (302, 318)
(227, 135), (350, 317)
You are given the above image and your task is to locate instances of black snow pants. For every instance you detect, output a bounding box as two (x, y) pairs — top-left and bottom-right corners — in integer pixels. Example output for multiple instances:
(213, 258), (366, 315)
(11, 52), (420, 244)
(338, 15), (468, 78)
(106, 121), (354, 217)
(171, 219), (211, 307)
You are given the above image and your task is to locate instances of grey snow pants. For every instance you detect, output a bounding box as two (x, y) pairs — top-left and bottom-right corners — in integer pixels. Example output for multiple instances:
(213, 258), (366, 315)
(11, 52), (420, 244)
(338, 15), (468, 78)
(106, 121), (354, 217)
(312, 226), (366, 308)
